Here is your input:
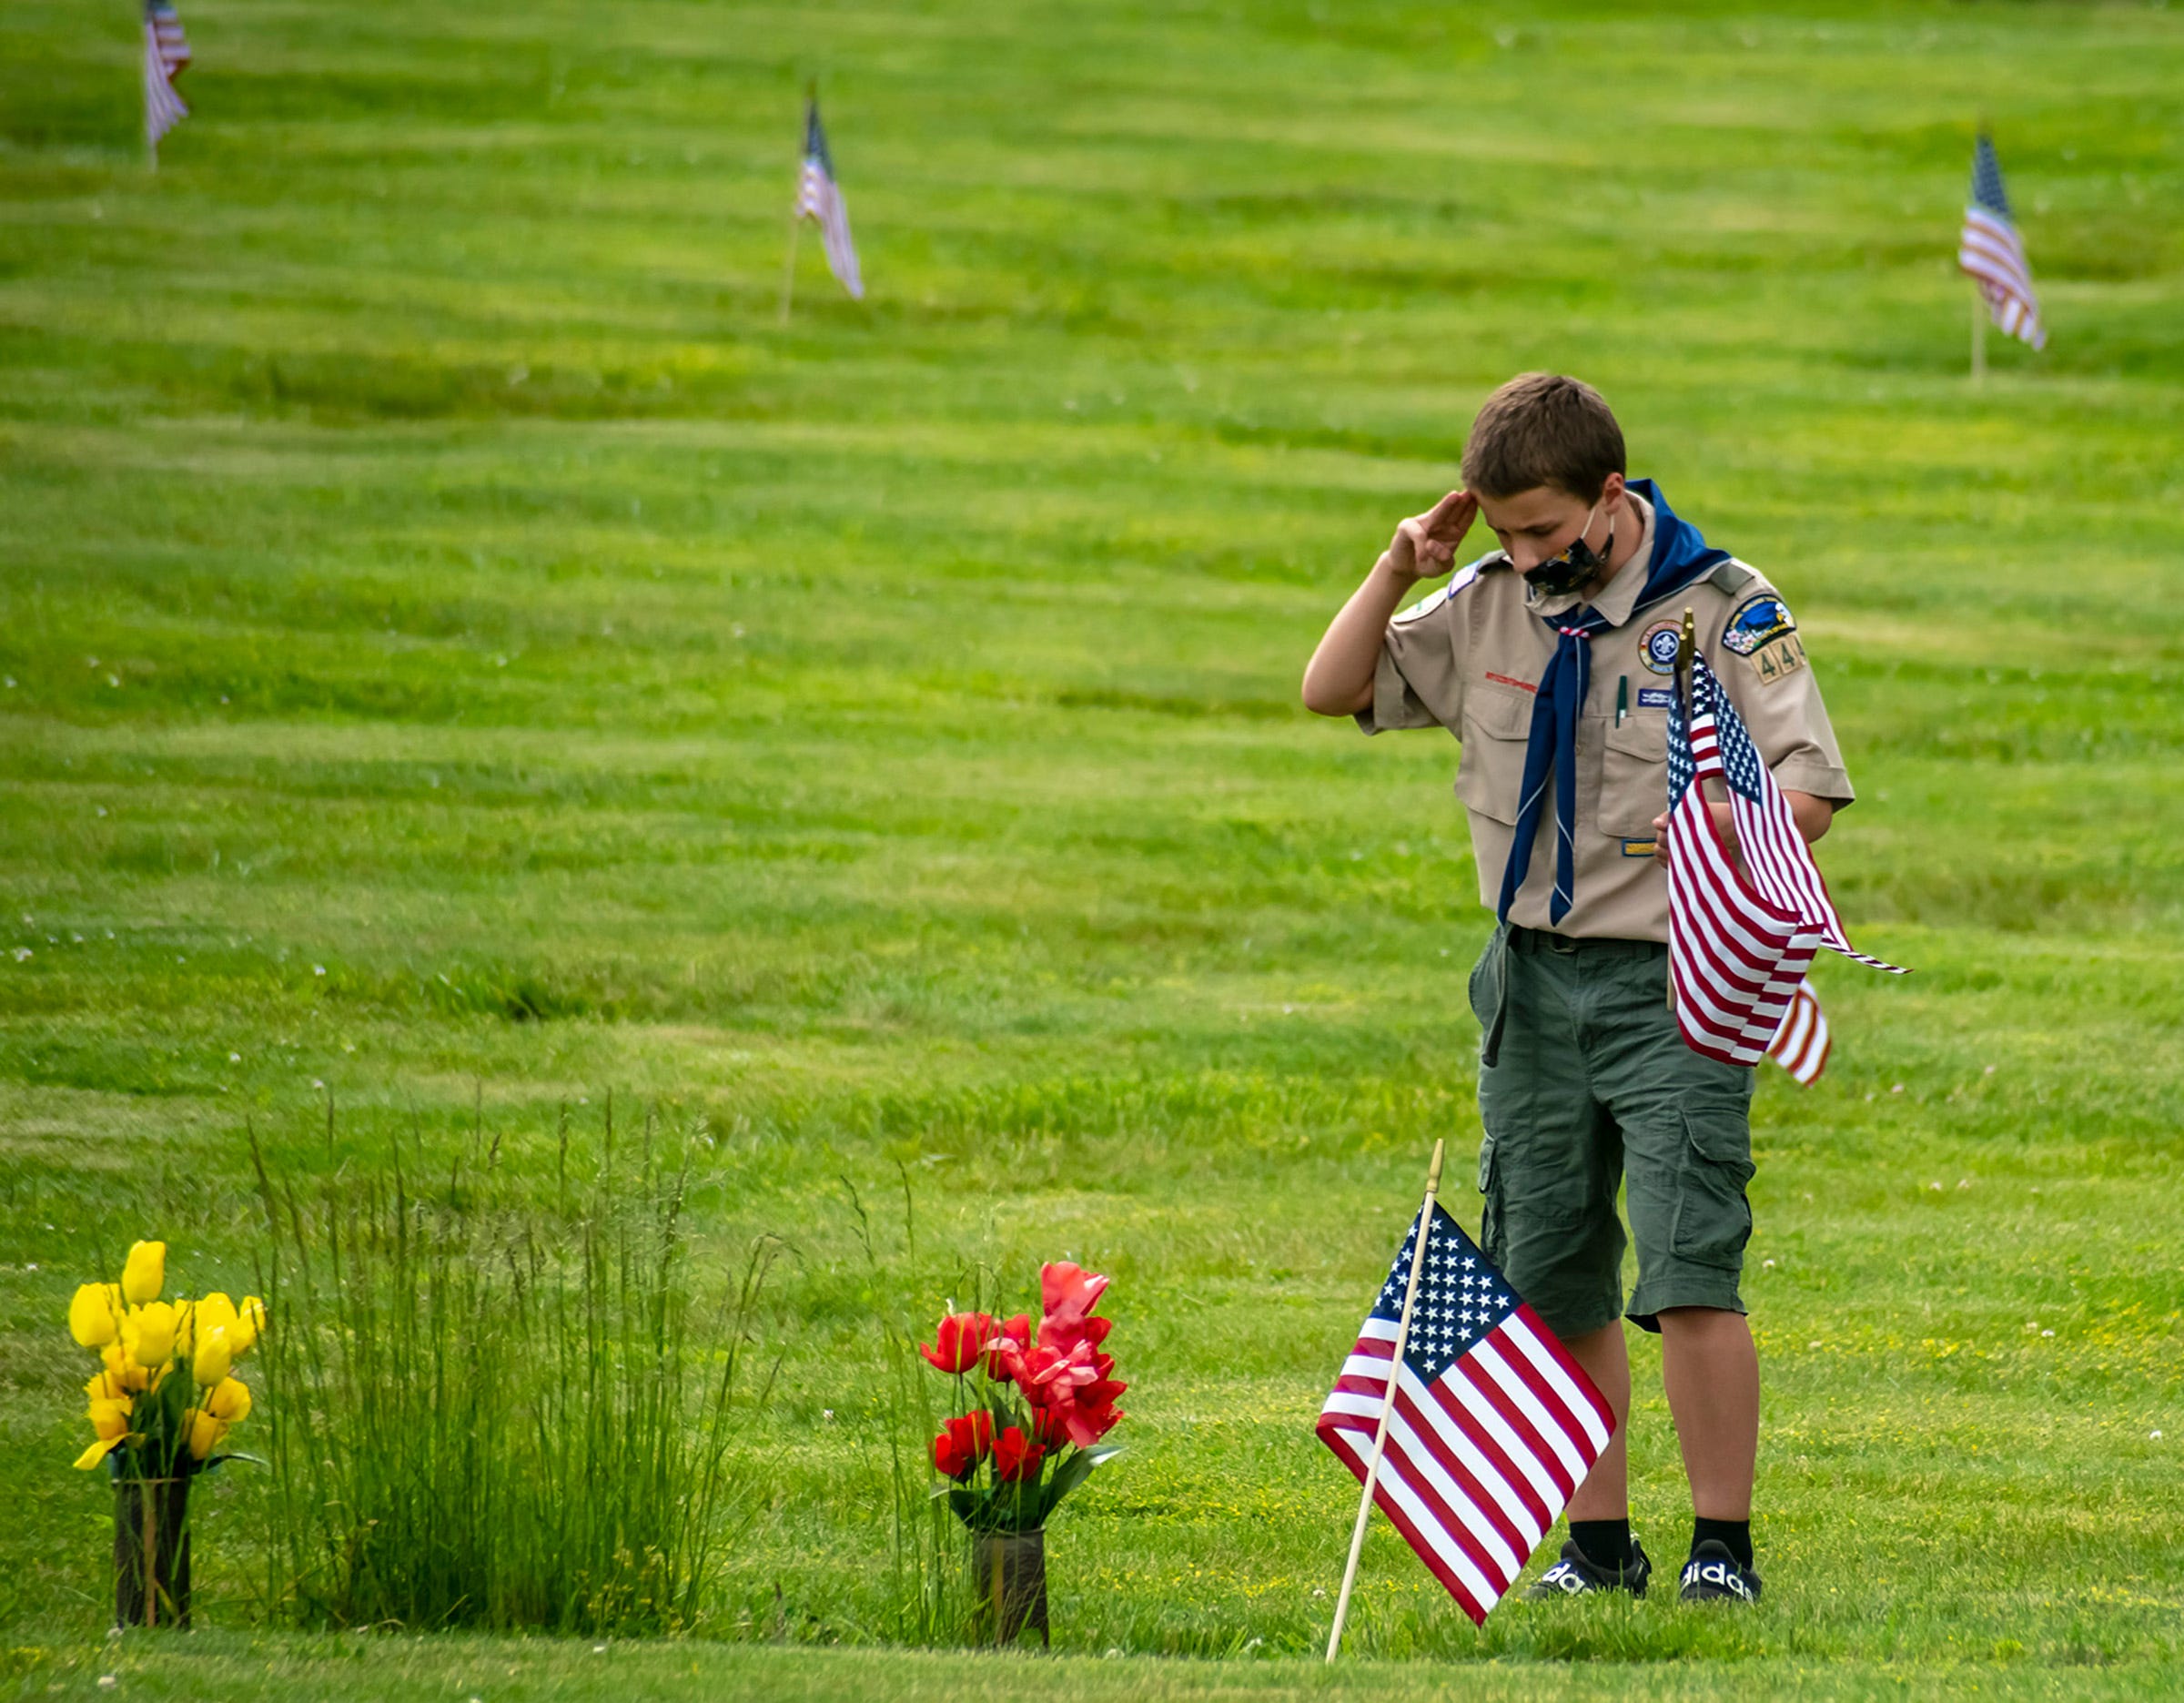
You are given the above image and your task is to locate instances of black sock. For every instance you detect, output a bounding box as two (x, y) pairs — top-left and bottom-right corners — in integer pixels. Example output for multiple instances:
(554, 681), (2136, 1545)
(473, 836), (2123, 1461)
(1570, 1517), (1633, 1572)
(1691, 1516), (1753, 1570)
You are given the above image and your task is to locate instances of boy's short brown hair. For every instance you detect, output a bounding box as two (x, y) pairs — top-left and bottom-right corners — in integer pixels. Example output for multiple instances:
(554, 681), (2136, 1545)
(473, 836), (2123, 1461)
(1461, 373), (1625, 502)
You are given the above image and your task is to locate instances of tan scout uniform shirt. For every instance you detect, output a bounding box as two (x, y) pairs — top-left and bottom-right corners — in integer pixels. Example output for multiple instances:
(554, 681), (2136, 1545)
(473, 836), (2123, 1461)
(1358, 493), (1855, 941)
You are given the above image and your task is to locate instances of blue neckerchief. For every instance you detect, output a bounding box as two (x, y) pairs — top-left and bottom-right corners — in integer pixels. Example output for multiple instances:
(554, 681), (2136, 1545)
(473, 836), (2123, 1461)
(1495, 479), (1731, 926)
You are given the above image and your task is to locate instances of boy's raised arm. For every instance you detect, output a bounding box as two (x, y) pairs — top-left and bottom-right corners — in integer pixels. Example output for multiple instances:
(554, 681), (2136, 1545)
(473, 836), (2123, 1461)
(1301, 491), (1478, 716)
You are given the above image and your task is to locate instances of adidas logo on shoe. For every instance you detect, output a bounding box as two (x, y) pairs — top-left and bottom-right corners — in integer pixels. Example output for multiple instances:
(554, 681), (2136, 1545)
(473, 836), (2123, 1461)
(1678, 1540), (1762, 1605)
(1522, 1537), (1651, 1599)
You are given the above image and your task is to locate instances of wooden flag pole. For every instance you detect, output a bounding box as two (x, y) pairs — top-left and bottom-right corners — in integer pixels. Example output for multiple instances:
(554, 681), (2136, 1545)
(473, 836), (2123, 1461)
(780, 82), (818, 324)
(1324, 1137), (1445, 1663)
(1970, 291), (1987, 387)
(778, 209), (803, 325)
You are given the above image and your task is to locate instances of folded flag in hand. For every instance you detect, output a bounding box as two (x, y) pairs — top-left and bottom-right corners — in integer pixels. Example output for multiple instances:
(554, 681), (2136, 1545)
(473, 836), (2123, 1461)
(1317, 1202), (1613, 1625)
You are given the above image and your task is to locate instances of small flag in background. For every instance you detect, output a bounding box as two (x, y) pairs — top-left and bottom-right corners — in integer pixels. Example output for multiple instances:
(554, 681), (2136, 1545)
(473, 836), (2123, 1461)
(1667, 655), (1905, 1069)
(142, 0), (191, 154)
(1318, 1202), (1613, 1625)
(794, 98), (864, 301)
(1958, 133), (2046, 350)
(1765, 979), (1831, 1085)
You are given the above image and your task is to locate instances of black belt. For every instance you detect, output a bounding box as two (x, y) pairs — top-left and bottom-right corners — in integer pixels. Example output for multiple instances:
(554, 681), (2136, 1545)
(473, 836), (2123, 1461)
(1504, 925), (1664, 958)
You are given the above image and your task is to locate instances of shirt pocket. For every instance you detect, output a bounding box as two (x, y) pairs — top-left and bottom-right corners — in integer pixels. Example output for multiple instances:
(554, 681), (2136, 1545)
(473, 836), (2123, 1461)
(1454, 686), (1534, 826)
(1595, 713), (1667, 838)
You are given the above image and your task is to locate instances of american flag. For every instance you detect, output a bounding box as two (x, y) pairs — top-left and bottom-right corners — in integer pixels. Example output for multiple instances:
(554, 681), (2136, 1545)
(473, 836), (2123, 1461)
(142, 0), (191, 153)
(1958, 133), (2045, 350)
(1668, 656), (1905, 1068)
(1317, 1201), (1613, 1626)
(795, 99), (864, 301)
(1765, 979), (1831, 1086)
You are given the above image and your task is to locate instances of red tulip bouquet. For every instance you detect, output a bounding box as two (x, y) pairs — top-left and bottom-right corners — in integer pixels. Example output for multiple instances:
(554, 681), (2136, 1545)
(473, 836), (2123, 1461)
(920, 1262), (1125, 1536)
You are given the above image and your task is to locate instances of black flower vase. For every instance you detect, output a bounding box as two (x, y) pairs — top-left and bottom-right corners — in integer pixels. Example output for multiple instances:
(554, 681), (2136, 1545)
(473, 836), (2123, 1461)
(972, 1528), (1048, 1647)
(112, 1468), (194, 1628)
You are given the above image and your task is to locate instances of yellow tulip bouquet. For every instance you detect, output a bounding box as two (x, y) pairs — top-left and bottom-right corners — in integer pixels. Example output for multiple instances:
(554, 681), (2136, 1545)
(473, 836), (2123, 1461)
(67, 1237), (269, 1625)
(67, 1239), (265, 1480)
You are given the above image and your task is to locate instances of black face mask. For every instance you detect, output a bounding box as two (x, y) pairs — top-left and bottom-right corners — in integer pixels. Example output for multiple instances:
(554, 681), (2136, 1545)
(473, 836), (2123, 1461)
(1522, 501), (1615, 597)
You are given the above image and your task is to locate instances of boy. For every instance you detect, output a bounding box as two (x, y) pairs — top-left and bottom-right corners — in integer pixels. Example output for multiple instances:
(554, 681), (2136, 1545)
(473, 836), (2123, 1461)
(1300, 373), (1853, 1604)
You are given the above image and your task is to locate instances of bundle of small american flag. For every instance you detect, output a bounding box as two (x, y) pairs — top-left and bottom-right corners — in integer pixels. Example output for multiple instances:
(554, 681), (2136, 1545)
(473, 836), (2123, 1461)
(142, 0), (191, 156)
(1667, 653), (1906, 1069)
(1958, 133), (2045, 351)
(1318, 1199), (1613, 1629)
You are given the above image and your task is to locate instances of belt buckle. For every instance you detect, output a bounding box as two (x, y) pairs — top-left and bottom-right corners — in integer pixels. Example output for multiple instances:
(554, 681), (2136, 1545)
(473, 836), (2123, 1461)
(1547, 933), (1578, 955)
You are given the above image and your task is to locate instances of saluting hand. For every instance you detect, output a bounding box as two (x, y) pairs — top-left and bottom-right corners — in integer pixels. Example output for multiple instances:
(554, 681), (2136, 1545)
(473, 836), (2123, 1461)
(1386, 490), (1480, 585)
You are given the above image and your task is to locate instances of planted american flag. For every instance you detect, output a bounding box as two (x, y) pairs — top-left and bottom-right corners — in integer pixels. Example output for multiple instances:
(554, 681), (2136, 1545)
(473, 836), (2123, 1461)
(795, 99), (864, 302)
(1317, 1201), (1613, 1626)
(1668, 654), (1905, 1069)
(142, 0), (191, 155)
(1958, 133), (2045, 350)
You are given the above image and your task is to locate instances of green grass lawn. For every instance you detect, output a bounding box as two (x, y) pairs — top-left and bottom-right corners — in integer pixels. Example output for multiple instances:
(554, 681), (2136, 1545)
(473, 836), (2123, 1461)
(3, 0), (2181, 1695)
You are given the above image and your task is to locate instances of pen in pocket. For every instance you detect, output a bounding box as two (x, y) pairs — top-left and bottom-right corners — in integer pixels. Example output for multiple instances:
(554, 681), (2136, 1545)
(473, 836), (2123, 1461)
(1614, 675), (1628, 728)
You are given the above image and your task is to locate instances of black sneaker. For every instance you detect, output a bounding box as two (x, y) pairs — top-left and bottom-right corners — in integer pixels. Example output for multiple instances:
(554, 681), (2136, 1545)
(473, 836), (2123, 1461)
(1678, 1539), (1763, 1605)
(1523, 1536), (1652, 1599)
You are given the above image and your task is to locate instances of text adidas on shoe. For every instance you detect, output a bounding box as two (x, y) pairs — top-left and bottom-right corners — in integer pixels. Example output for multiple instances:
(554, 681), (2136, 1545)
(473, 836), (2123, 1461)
(1523, 1537), (1652, 1600)
(1677, 1540), (1762, 1605)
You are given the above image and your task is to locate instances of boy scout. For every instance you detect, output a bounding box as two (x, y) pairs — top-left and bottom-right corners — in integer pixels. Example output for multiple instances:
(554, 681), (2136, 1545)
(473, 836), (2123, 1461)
(1301, 373), (1853, 1605)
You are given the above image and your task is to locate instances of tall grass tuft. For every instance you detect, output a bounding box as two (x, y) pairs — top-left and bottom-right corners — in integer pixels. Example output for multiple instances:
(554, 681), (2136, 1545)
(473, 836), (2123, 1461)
(248, 1103), (778, 1634)
(842, 1172), (976, 1647)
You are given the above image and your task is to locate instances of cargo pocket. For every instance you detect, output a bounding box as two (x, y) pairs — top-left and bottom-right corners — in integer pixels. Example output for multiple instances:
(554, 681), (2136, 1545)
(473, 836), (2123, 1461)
(1669, 1110), (1755, 1270)
(1596, 713), (1668, 839)
(1466, 924), (1510, 1068)
(1476, 1134), (1503, 1265)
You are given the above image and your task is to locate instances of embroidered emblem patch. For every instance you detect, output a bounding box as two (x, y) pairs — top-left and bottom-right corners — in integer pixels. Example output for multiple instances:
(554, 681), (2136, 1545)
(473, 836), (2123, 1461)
(1639, 619), (1683, 675)
(1721, 593), (1796, 656)
(1637, 687), (1674, 708)
(1621, 838), (1659, 858)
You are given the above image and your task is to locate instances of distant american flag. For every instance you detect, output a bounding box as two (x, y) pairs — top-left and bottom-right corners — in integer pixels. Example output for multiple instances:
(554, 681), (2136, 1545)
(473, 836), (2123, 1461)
(1765, 979), (1831, 1086)
(795, 99), (864, 301)
(142, 0), (191, 152)
(1318, 1202), (1613, 1625)
(1668, 656), (1905, 1068)
(1958, 134), (2045, 350)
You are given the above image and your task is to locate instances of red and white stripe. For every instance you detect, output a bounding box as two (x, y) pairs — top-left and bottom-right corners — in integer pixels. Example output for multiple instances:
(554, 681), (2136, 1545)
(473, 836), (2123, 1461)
(143, 5), (191, 151)
(1670, 705), (1820, 1066)
(1765, 979), (1831, 1085)
(1316, 1309), (1613, 1625)
(1959, 205), (2045, 350)
(796, 163), (864, 302)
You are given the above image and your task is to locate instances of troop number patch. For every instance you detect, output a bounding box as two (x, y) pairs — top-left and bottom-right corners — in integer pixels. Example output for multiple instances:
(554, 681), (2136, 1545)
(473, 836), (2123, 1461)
(1748, 632), (1808, 686)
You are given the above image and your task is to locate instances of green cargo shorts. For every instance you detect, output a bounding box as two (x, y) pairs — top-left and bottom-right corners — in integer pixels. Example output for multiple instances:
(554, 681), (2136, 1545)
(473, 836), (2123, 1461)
(1467, 923), (1756, 1338)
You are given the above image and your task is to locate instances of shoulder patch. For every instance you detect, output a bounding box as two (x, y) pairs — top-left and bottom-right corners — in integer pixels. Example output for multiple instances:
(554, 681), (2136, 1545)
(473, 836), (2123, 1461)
(1723, 590), (1806, 686)
(1706, 558), (1757, 596)
(1391, 557), (1487, 625)
(1721, 591), (1796, 656)
(1391, 583), (1451, 625)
